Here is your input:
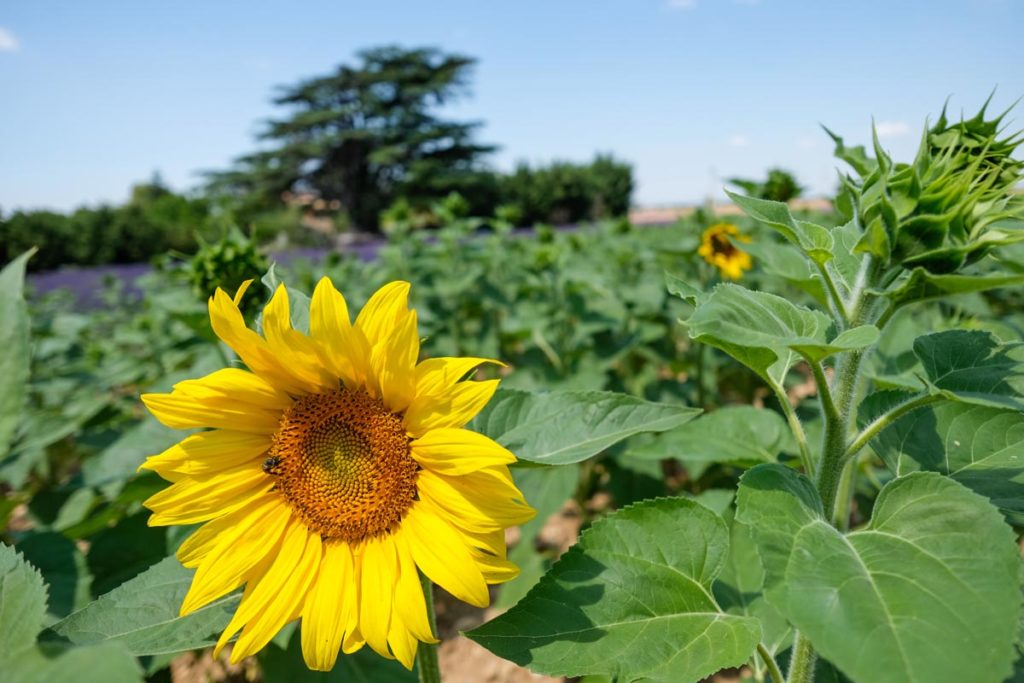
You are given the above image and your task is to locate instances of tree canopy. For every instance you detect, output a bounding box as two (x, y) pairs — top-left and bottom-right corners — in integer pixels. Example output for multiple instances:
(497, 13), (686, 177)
(207, 46), (496, 232)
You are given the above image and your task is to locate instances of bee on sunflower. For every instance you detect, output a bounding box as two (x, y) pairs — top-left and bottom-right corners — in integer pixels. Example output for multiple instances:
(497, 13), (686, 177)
(697, 222), (753, 280)
(139, 278), (534, 671)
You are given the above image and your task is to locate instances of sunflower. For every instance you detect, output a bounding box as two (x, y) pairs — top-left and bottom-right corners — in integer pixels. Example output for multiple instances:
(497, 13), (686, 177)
(697, 222), (752, 280)
(139, 279), (534, 671)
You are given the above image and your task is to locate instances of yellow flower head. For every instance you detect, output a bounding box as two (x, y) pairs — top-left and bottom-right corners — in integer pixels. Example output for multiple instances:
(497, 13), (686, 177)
(139, 279), (534, 671)
(697, 222), (753, 280)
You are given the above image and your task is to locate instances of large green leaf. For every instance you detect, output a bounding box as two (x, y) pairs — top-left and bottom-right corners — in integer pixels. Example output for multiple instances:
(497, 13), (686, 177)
(18, 533), (91, 621)
(713, 511), (792, 660)
(469, 389), (701, 465)
(726, 191), (834, 264)
(915, 329), (1024, 410)
(0, 541), (48, 659)
(737, 465), (1020, 683)
(886, 268), (1024, 308)
(7, 642), (143, 683)
(49, 556), (241, 656)
(684, 284), (872, 389)
(0, 250), (34, 458)
(467, 498), (761, 682)
(626, 405), (794, 467)
(867, 399), (1024, 515)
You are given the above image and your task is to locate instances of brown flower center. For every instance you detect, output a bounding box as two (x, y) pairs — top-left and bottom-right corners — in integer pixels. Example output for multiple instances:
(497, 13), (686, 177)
(265, 388), (418, 543)
(710, 231), (739, 257)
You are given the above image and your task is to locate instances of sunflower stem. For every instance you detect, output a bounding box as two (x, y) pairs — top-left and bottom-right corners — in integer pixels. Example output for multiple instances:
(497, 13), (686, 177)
(757, 643), (785, 683)
(417, 574), (442, 683)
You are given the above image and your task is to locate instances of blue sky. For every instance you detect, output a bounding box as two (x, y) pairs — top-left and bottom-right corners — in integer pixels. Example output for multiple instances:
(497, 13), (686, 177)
(1, 0), (1022, 212)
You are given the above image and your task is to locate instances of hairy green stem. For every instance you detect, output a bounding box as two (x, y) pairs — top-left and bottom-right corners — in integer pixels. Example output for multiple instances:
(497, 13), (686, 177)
(790, 259), (881, 679)
(814, 262), (850, 325)
(774, 387), (815, 475)
(831, 457), (856, 530)
(758, 643), (785, 683)
(787, 633), (817, 683)
(844, 393), (944, 460)
(417, 574), (442, 683)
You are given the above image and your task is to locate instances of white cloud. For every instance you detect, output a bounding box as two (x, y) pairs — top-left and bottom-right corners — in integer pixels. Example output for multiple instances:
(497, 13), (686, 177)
(797, 134), (819, 148)
(0, 27), (19, 52)
(875, 120), (910, 139)
(666, 0), (698, 9)
(728, 134), (749, 147)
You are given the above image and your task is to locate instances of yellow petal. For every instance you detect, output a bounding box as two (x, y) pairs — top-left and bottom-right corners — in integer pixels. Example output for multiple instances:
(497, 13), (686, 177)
(453, 527), (508, 559)
(208, 287), (312, 396)
(141, 430), (270, 478)
(410, 428), (515, 475)
(402, 500), (489, 608)
(173, 368), (293, 411)
(404, 379), (500, 437)
(387, 615), (419, 670)
(181, 497), (291, 615)
(371, 309), (419, 413)
(410, 357), (501, 403)
(262, 284), (336, 391)
(176, 500), (273, 568)
(473, 551), (520, 584)
(141, 392), (280, 434)
(417, 467), (535, 532)
(393, 528), (437, 643)
(300, 541), (356, 671)
(144, 464), (272, 526)
(217, 519), (322, 662)
(309, 277), (372, 389)
(355, 281), (411, 349)
(359, 535), (397, 659)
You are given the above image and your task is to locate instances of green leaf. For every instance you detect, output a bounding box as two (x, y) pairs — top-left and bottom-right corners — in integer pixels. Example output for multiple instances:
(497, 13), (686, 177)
(49, 556), (241, 656)
(726, 190), (834, 264)
(87, 512), (167, 596)
(713, 511), (791, 658)
(828, 218), (867, 296)
(788, 324), (879, 364)
(467, 498), (762, 682)
(684, 284), (833, 389)
(261, 263), (311, 334)
(915, 329), (1024, 410)
(0, 541), (48, 659)
(0, 249), (34, 458)
(868, 399), (1024, 515)
(737, 465), (1020, 683)
(82, 416), (181, 498)
(626, 405), (794, 466)
(664, 270), (704, 305)
(18, 533), (91, 621)
(8, 642), (143, 683)
(886, 268), (1024, 308)
(469, 389), (701, 465)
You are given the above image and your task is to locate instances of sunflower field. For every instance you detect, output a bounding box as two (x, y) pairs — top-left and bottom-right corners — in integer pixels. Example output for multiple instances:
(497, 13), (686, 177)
(3, 102), (1024, 683)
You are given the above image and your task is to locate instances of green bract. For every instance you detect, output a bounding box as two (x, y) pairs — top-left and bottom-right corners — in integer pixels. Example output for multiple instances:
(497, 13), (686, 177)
(831, 99), (1024, 273)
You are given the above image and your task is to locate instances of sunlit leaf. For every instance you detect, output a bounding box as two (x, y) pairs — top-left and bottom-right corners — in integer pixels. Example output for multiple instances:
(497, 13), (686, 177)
(470, 389), (701, 465)
(0, 249), (34, 459)
(49, 556), (240, 656)
(737, 465), (1020, 683)
(468, 497), (761, 682)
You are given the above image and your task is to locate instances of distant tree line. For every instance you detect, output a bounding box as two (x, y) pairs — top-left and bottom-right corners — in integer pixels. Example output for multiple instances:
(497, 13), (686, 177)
(2, 45), (637, 271)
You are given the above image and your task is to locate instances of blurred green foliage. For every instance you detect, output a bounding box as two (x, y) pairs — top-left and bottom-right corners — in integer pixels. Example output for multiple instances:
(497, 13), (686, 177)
(728, 167), (804, 203)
